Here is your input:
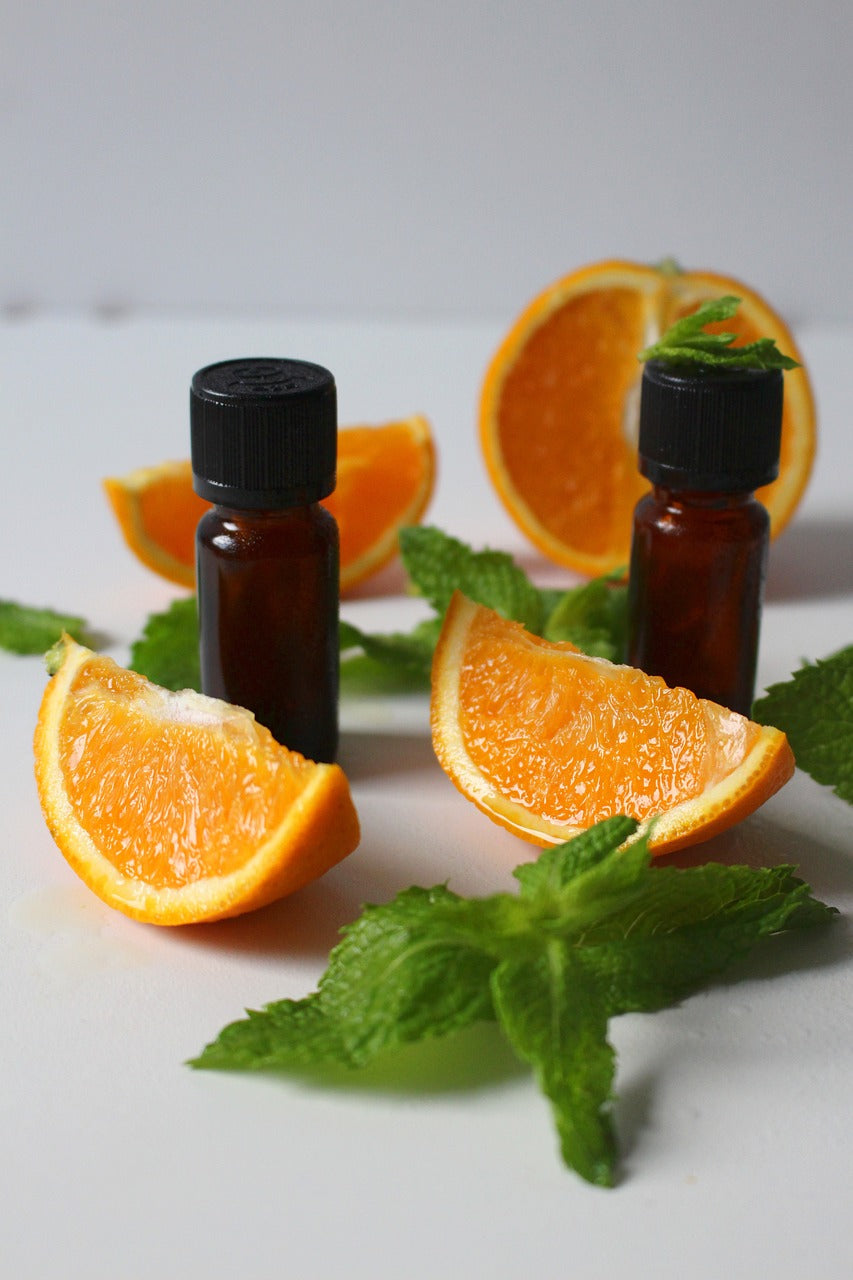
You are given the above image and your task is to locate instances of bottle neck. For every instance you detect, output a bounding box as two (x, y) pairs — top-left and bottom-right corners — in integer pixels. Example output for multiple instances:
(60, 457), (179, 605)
(650, 485), (757, 511)
(211, 501), (319, 520)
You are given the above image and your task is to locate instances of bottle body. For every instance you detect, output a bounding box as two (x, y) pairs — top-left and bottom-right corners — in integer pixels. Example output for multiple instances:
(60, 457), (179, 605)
(627, 487), (768, 716)
(197, 503), (339, 762)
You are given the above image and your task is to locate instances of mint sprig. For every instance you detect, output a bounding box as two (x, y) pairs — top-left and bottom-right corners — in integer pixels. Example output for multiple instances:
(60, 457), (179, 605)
(0, 599), (91, 655)
(754, 645), (853, 806)
(639, 296), (800, 370)
(189, 815), (835, 1187)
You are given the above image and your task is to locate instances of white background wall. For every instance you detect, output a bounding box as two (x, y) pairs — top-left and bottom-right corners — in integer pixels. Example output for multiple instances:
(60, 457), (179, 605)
(3, 0), (851, 323)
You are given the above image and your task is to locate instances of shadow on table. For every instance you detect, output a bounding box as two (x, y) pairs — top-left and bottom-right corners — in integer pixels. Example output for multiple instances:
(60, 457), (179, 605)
(282, 1020), (527, 1096)
(765, 514), (853, 602)
(337, 728), (433, 782)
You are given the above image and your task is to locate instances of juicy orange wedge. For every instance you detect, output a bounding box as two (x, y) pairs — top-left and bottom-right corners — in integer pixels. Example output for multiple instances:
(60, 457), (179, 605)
(103, 414), (435, 594)
(431, 593), (794, 855)
(34, 637), (360, 924)
(480, 260), (816, 577)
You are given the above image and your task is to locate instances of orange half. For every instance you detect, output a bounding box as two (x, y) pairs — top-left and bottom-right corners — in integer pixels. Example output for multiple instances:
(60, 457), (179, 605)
(34, 637), (360, 924)
(431, 593), (794, 855)
(480, 260), (816, 576)
(104, 414), (435, 594)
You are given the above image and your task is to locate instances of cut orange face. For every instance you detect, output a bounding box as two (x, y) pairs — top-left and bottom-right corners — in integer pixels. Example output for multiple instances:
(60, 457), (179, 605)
(431, 593), (794, 855)
(103, 414), (435, 594)
(480, 260), (816, 577)
(103, 461), (208, 589)
(323, 414), (435, 590)
(34, 638), (360, 924)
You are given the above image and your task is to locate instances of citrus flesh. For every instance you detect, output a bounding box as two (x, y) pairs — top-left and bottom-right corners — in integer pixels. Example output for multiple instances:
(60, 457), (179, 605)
(103, 414), (435, 594)
(323, 414), (435, 589)
(479, 260), (816, 577)
(34, 638), (360, 924)
(431, 593), (795, 855)
(103, 461), (207, 589)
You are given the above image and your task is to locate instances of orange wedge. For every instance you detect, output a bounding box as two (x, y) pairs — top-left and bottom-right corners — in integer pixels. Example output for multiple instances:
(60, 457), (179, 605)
(480, 260), (816, 577)
(103, 460), (208, 589)
(324, 414), (435, 590)
(103, 414), (435, 593)
(33, 637), (360, 924)
(431, 593), (794, 855)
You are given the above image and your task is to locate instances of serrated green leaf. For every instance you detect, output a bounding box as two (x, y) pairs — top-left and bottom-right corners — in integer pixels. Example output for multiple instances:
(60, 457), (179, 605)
(339, 615), (440, 683)
(513, 815), (639, 899)
(491, 944), (617, 1186)
(753, 646), (853, 805)
(192, 885), (500, 1072)
(399, 525), (544, 633)
(129, 596), (200, 691)
(543, 576), (628, 660)
(0, 599), (90, 655)
(575, 862), (836, 1015)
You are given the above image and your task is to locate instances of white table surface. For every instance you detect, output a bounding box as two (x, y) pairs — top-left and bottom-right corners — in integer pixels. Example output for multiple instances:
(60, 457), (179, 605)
(2, 313), (852, 1280)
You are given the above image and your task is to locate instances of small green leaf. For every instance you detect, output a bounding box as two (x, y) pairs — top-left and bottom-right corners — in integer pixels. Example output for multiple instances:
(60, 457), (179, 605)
(192, 886), (500, 1072)
(129, 596), (200, 691)
(753, 645), (853, 805)
(399, 526), (544, 633)
(513, 815), (639, 899)
(639, 296), (800, 370)
(0, 599), (90, 655)
(339, 616), (440, 684)
(543, 575), (628, 660)
(491, 944), (617, 1186)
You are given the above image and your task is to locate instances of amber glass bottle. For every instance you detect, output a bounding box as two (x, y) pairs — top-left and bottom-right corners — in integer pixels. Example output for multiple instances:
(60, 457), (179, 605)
(191, 358), (339, 762)
(627, 361), (784, 717)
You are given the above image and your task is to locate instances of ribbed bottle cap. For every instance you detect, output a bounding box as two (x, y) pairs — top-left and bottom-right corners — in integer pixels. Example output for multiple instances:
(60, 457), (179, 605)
(190, 358), (337, 508)
(638, 361), (783, 491)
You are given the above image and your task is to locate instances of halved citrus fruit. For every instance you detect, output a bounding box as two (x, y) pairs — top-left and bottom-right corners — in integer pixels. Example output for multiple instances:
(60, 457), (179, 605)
(431, 593), (794, 855)
(34, 637), (360, 924)
(480, 260), (816, 577)
(103, 414), (435, 593)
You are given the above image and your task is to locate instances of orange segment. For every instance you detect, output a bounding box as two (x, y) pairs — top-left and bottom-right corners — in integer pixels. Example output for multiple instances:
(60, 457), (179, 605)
(431, 593), (794, 855)
(103, 461), (207, 589)
(34, 637), (360, 924)
(480, 260), (816, 577)
(323, 414), (435, 590)
(103, 414), (435, 594)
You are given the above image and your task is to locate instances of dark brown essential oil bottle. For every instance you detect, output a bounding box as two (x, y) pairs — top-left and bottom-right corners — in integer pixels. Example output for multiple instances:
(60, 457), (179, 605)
(191, 358), (339, 762)
(627, 361), (784, 717)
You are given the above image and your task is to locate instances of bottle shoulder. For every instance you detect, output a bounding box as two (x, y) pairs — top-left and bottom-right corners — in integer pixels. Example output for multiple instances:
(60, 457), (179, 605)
(634, 488), (769, 537)
(197, 502), (338, 556)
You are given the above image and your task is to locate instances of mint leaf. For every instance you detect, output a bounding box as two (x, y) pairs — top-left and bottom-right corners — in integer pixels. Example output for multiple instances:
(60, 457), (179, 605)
(191, 886), (500, 1072)
(0, 599), (90, 655)
(639, 296), (800, 370)
(339, 616), (439, 687)
(543, 574), (628, 660)
(512, 814), (640, 898)
(491, 945), (617, 1187)
(753, 646), (853, 805)
(576, 861), (834, 1016)
(399, 525), (544, 633)
(191, 817), (835, 1186)
(129, 596), (200, 691)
